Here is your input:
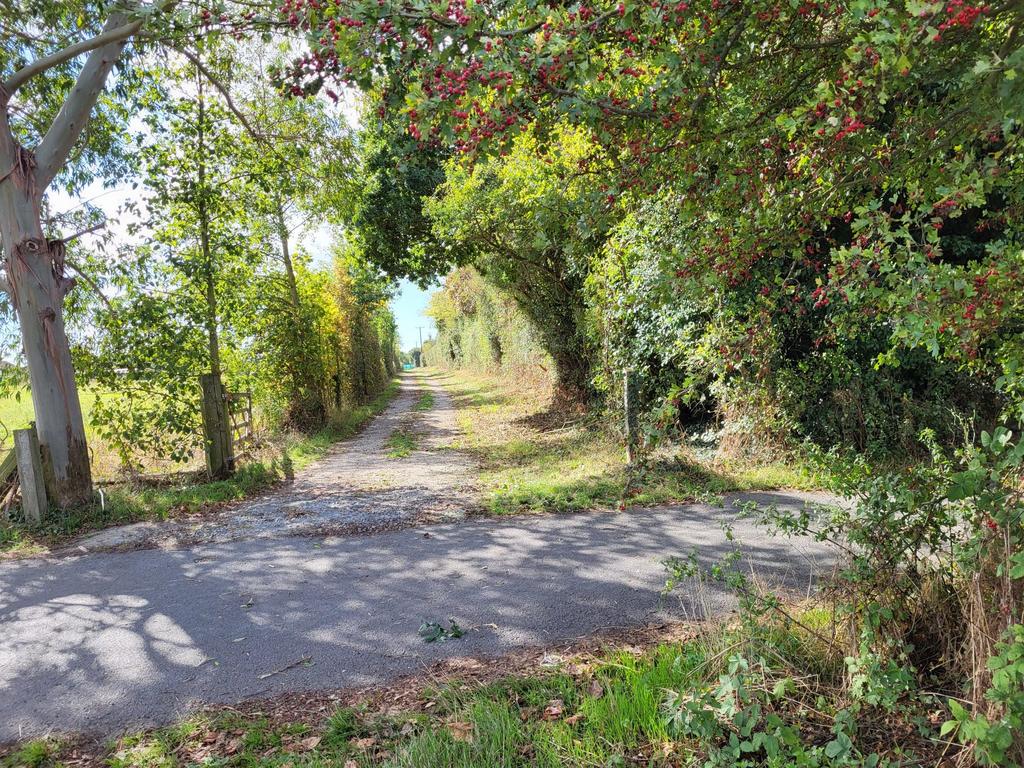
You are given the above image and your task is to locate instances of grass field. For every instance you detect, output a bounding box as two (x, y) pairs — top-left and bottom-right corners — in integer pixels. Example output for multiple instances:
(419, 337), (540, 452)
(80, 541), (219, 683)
(0, 389), (189, 479)
(436, 369), (820, 516)
(0, 390), (104, 439)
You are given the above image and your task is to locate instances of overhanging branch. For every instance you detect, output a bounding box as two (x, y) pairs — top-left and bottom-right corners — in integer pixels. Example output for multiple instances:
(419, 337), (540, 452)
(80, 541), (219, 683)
(2, 20), (143, 96)
(175, 47), (263, 141)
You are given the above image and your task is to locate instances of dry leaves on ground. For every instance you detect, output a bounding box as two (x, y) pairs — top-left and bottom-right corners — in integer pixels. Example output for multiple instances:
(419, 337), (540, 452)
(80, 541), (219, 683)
(542, 699), (564, 720)
(447, 721), (474, 743)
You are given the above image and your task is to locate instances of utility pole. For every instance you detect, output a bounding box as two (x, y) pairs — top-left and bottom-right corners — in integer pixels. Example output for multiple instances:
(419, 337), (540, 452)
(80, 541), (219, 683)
(417, 326), (424, 367)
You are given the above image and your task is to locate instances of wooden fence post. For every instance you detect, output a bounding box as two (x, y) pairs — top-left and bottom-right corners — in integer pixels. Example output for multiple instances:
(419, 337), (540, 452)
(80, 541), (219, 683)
(13, 427), (47, 525)
(624, 369), (639, 464)
(200, 373), (232, 479)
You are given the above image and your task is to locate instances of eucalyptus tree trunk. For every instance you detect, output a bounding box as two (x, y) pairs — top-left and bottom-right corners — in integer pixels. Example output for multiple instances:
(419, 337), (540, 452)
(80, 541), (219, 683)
(0, 12), (138, 508)
(0, 151), (92, 507)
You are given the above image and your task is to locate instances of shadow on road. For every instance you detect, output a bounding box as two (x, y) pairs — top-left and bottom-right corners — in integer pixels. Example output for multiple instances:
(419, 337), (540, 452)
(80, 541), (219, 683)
(0, 491), (836, 742)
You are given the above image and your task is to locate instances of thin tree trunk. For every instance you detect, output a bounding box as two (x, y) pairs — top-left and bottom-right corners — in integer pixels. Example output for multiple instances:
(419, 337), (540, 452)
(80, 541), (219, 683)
(274, 193), (301, 311)
(0, 146), (92, 507)
(196, 72), (221, 376)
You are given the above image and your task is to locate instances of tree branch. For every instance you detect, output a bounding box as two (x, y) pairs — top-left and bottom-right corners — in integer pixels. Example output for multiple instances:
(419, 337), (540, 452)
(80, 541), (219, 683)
(175, 47), (264, 142)
(59, 220), (107, 243)
(64, 259), (113, 309)
(2, 19), (143, 96)
(34, 13), (138, 192)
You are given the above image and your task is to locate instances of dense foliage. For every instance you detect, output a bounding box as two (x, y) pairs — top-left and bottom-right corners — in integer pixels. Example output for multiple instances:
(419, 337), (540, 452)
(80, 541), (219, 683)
(285, 0), (1024, 761)
(2, 0), (1022, 762)
(422, 266), (550, 374)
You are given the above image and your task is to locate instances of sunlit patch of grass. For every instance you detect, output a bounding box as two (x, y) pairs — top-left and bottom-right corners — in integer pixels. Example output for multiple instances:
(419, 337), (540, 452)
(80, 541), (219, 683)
(0, 739), (59, 768)
(439, 370), (821, 516)
(386, 428), (417, 458)
(414, 392), (436, 412)
(0, 380), (402, 557)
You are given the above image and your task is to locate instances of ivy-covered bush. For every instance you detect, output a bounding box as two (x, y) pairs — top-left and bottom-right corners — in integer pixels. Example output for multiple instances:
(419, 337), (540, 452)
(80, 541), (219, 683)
(423, 267), (551, 377)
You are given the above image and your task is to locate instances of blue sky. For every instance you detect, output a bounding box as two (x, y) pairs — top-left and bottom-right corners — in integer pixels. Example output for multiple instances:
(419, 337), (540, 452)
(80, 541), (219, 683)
(391, 279), (437, 351)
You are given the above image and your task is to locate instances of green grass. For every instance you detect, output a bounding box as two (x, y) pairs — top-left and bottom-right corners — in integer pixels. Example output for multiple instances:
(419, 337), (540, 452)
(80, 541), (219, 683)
(0, 380), (401, 557)
(3, 613), (854, 768)
(435, 370), (820, 516)
(414, 392), (436, 412)
(386, 428), (418, 458)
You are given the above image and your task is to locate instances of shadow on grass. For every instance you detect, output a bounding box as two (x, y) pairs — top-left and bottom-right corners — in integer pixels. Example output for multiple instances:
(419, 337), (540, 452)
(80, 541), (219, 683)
(438, 368), (816, 518)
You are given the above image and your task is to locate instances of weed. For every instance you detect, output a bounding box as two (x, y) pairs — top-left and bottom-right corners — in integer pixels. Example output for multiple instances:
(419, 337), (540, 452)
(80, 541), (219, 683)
(386, 428), (417, 458)
(419, 619), (465, 642)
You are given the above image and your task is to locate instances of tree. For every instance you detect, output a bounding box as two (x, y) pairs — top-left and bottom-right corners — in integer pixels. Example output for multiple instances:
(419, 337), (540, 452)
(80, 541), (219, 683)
(283, 0), (1024, 373)
(234, 63), (357, 424)
(426, 126), (609, 403)
(0, 1), (272, 505)
(347, 115), (454, 287)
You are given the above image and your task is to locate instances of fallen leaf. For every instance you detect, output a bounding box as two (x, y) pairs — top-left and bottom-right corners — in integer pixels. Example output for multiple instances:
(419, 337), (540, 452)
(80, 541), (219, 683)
(448, 721), (474, 743)
(344, 761), (358, 768)
(542, 699), (564, 720)
(564, 713), (584, 725)
(351, 737), (377, 750)
(588, 679), (604, 698)
(224, 737), (243, 755)
(299, 736), (321, 751)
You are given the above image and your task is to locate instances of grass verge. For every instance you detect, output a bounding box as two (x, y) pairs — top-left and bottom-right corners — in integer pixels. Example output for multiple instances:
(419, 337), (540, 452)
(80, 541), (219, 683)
(0, 380), (401, 558)
(1, 608), (952, 768)
(431, 369), (821, 516)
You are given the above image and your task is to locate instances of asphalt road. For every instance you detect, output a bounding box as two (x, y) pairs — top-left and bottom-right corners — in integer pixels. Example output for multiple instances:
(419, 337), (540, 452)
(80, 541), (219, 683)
(0, 491), (835, 742)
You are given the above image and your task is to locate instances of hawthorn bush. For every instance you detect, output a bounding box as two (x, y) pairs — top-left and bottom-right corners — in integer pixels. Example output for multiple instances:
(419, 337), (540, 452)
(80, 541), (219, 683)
(283, 0), (1024, 759)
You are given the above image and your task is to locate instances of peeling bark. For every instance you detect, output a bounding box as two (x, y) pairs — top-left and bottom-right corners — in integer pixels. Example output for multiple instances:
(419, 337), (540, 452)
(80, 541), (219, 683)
(0, 152), (93, 507)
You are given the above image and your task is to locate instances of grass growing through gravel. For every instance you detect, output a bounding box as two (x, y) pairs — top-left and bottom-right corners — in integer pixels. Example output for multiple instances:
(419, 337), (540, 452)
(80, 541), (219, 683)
(386, 428), (418, 458)
(0, 380), (401, 557)
(414, 392), (436, 412)
(8, 609), (927, 768)
(434, 369), (819, 516)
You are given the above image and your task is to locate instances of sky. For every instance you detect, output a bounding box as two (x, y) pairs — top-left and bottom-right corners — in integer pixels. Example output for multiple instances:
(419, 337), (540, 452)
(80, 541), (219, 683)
(391, 280), (437, 352)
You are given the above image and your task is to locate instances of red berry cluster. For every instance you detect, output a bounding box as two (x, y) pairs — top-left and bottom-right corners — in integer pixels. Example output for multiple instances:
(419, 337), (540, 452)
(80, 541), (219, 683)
(938, 0), (989, 31)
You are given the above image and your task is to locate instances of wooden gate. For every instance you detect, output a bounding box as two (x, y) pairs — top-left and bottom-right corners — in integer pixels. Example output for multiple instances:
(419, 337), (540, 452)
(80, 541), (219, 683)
(225, 390), (254, 469)
(201, 373), (255, 478)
